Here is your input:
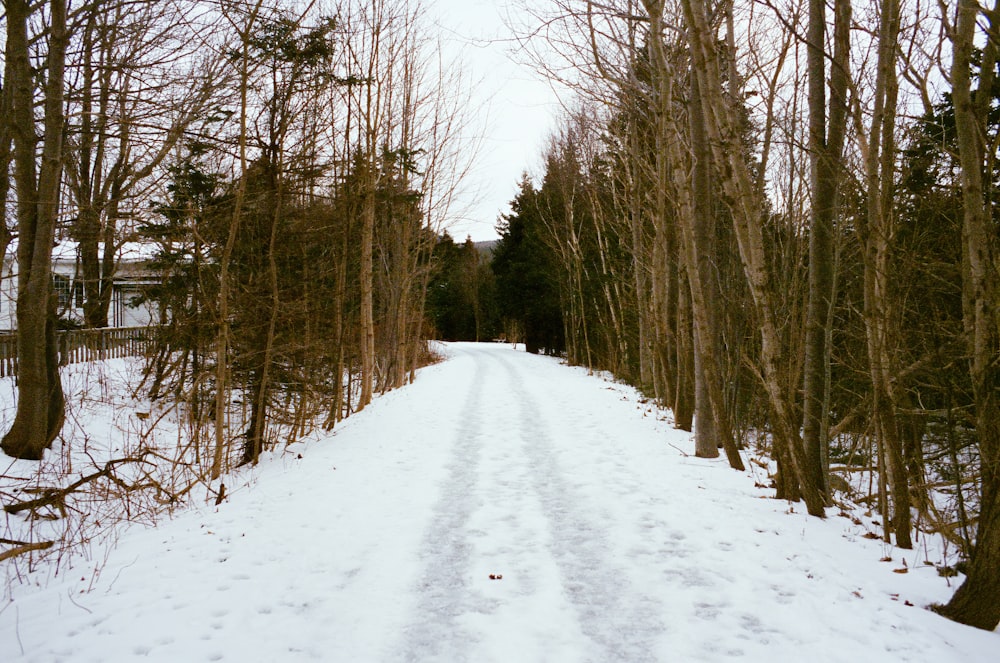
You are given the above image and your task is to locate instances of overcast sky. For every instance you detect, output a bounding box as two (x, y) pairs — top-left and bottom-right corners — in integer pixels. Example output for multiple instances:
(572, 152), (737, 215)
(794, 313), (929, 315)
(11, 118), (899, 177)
(428, 0), (562, 242)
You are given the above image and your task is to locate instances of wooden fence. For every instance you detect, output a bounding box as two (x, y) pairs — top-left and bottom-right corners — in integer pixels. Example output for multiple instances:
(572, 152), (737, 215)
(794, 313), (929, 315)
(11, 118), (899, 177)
(0, 327), (155, 377)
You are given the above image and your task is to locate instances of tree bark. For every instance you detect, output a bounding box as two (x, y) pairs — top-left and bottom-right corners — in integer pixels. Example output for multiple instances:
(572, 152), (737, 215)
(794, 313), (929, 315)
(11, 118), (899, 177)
(1, 0), (69, 460)
(938, 0), (1000, 631)
(859, 0), (911, 548)
(211, 0), (264, 480)
(689, 72), (720, 459)
(802, 0), (850, 496)
(680, 0), (823, 514)
(673, 275), (695, 432)
(357, 6), (385, 411)
(0, 53), (14, 263)
(359, 161), (376, 410)
(647, 16), (742, 468)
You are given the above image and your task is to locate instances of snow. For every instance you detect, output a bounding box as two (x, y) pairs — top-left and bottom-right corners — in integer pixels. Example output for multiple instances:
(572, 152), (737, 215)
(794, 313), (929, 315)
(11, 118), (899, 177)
(1, 342), (997, 662)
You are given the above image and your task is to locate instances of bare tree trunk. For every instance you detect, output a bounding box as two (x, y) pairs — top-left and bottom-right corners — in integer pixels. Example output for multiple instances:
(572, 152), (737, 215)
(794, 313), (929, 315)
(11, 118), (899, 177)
(326, 262), (347, 429)
(859, 0), (911, 548)
(648, 219), (676, 403)
(242, 167), (284, 466)
(359, 162), (376, 409)
(0, 53), (14, 263)
(1, 0), (68, 460)
(688, 71), (720, 459)
(680, 0), (824, 515)
(645, 3), (742, 468)
(211, 0), (264, 480)
(938, 0), (1000, 631)
(629, 158), (654, 390)
(673, 275), (695, 432)
(802, 0), (850, 496)
(356, 4), (386, 411)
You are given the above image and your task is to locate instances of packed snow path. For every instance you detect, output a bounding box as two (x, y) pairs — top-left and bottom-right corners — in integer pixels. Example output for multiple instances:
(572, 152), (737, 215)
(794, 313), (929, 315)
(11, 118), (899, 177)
(2, 343), (996, 662)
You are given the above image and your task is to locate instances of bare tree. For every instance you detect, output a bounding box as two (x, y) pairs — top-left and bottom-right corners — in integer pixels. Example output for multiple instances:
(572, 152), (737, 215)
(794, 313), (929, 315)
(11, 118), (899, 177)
(801, 0), (849, 497)
(680, 0), (824, 514)
(936, 0), (1000, 631)
(1, 0), (70, 460)
(63, 0), (225, 328)
(210, 0), (266, 479)
(854, 0), (913, 548)
(0, 51), (14, 264)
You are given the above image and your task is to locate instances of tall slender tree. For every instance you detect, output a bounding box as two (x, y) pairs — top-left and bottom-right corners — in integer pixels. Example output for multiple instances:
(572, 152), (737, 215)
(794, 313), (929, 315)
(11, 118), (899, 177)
(802, 0), (850, 497)
(1, 0), (70, 460)
(937, 0), (1000, 631)
(680, 0), (824, 514)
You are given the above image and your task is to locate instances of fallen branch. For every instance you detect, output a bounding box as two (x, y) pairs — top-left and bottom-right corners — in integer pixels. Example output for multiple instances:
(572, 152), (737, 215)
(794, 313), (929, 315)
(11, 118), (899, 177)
(0, 541), (54, 563)
(4, 456), (153, 517)
(668, 442), (690, 457)
(0, 537), (39, 546)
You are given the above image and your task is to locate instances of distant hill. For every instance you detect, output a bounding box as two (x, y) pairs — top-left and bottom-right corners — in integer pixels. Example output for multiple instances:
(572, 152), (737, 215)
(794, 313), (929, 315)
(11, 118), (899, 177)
(474, 240), (498, 256)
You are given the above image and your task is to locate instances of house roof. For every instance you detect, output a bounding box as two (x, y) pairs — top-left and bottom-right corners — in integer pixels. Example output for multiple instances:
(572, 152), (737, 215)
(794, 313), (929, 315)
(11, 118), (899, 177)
(4, 239), (159, 265)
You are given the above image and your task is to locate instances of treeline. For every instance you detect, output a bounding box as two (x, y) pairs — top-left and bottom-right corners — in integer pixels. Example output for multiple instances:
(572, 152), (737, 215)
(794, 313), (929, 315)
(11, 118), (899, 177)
(491, 0), (999, 630)
(0, 1), (471, 472)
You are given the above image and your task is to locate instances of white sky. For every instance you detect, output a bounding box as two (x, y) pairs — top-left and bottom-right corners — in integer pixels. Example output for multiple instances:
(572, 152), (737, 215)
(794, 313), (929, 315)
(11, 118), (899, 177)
(427, 0), (562, 242)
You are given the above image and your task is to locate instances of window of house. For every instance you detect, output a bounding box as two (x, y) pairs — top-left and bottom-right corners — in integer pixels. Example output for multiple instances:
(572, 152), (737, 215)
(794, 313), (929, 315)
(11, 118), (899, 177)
(53, 274), (73, 309)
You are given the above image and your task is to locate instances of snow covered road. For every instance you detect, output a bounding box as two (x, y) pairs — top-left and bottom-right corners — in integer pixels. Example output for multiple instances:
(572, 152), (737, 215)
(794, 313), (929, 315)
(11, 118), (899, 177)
(1, 342), (996, 662)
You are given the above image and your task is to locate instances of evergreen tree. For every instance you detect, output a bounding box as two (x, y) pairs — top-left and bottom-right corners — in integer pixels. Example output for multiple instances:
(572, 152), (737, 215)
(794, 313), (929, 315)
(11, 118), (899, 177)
(136, 149), (228, 403)
(492, 176), (564, 355)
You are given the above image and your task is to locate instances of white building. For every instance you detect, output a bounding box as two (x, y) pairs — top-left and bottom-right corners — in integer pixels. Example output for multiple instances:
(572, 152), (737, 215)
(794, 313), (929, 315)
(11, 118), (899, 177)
(1, 241), (160, 331)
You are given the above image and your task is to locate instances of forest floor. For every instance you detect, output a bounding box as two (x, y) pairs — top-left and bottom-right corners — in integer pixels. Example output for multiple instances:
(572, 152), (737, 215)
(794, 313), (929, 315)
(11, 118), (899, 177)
(0, 342), (997, 662)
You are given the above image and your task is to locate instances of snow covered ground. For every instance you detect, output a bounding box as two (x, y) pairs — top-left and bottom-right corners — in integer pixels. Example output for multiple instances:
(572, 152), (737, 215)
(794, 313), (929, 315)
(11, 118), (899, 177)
(1, 342), (997, 662)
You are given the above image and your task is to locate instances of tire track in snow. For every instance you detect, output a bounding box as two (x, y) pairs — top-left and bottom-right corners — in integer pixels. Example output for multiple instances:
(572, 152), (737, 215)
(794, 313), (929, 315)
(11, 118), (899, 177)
(495, 353), (666, 663)
(397, 350), (490, 662)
